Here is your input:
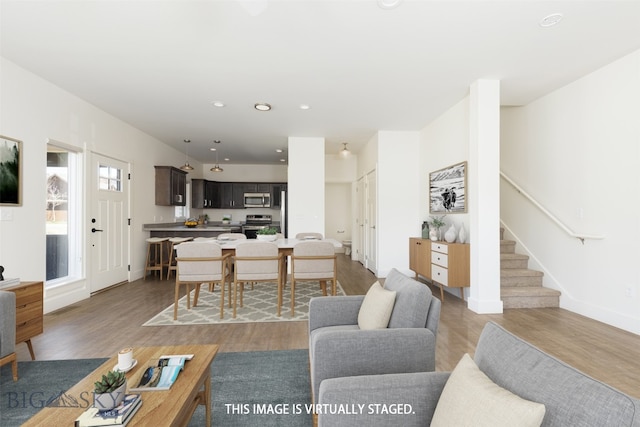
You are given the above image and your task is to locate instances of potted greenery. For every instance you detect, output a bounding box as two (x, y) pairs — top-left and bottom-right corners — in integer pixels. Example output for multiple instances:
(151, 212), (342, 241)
(93, 370), (127, 411)
(428, 215), (447, 241)
(256, 226), (278, 241)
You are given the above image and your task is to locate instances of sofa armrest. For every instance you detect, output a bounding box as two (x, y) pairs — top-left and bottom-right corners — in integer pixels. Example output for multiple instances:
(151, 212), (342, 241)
(0, 291), (16, 358)
(318, 371), (450, 427)
(310, 328), (436, 402)
(308, 296), (365, 333)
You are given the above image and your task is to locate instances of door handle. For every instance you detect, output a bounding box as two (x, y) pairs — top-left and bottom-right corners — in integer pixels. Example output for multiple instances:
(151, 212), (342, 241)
(91, 228), (104, 233)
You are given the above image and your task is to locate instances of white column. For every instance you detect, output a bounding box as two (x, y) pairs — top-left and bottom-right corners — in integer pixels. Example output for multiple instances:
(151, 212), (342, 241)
(468, 79), (503, 313)
(287, 137), (325, 237)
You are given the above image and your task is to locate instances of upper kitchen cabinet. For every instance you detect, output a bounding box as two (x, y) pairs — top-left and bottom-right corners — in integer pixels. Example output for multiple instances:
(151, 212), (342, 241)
(192, 179), (219, 208)
(244, 183), (271, 193)
(155, 166), (187, 206)
(218, 182), (245, 209)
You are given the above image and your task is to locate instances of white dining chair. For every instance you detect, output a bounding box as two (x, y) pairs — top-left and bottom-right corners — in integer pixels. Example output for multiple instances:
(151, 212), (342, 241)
(217, 233), (247, 240)
(290, 241), (337, 316)
(295, 232), (323, 240)
(174, 242), (232, 320)
(233, 241), (284, 318)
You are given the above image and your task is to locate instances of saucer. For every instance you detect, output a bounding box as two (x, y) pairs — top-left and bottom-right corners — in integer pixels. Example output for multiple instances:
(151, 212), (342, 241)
(114, 359), (137, 373)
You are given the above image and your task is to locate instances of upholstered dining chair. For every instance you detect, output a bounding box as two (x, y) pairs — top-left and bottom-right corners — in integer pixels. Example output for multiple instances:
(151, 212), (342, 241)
(295, 232), (323, 240)
(174, 242), (232, 320)
(233, 241), (284, 318)
(290, 241), (337, 316)
(0, 291), (17, 381)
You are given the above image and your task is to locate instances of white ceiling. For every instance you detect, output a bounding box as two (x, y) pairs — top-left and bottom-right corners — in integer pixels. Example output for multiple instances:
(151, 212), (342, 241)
(2, 0), (640, 165)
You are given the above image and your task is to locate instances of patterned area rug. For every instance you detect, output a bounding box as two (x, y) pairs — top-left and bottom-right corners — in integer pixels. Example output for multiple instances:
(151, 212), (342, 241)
(143, 281), (344, 326)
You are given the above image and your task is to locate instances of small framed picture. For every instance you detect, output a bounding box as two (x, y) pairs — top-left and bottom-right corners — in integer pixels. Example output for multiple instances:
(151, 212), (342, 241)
(430, 161), (467, 213)
(0, 135), (22, 206)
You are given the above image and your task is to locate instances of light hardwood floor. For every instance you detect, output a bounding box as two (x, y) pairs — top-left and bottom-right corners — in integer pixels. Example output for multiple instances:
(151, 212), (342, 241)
(16, 254), (640, 399)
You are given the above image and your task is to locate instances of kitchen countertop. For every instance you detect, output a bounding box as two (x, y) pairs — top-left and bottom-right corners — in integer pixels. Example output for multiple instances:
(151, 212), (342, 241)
(143, 221), (281, 232)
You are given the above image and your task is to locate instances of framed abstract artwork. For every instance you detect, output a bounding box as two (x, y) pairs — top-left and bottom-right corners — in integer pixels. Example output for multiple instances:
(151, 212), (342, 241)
(0, 135), (22, 206)
(430, 161), (467, 214)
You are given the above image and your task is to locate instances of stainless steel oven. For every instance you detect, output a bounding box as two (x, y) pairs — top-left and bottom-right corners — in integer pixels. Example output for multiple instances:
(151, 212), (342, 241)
(242, 214), (272, 239)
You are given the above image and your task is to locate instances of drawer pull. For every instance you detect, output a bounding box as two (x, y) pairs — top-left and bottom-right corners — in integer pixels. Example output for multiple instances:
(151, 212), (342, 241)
(18, 322), (28, 327)
(18, 304), (28, 309)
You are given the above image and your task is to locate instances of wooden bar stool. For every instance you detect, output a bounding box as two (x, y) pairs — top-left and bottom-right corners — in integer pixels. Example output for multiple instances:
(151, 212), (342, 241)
(144, 237), (169, 280)
(166, 237), (194, 280)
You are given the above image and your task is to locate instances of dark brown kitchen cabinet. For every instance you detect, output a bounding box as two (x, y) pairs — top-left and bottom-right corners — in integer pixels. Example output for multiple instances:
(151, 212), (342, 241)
(192, 179), (219, 208)
(244, 183), (271, 193)
(218, 182), (245, 208)
(155, 166), (187, 206)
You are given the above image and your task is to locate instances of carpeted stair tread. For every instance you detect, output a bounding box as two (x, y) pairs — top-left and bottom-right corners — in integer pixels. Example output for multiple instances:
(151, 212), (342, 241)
(501, 268), (543, 277)
(502, 286), (561, 309)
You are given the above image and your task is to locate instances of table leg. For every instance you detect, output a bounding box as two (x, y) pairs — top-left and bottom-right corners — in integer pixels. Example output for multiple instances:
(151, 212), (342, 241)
(26, 339), (36, 360)
(204, 370), (212, 427)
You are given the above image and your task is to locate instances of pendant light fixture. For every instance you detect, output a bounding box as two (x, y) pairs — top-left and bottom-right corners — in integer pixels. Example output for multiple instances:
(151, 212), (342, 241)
(340, 142), (351, 158)
(210, 140), (224, 172)
(179, 139), (194, 171)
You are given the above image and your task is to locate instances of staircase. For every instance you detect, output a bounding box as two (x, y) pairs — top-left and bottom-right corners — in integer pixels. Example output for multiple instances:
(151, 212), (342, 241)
(500, 230), (560, 309)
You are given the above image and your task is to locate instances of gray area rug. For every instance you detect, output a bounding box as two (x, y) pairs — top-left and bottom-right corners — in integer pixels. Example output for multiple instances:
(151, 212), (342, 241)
(0, 349), (312, 426)
(144, 281), (344, 326)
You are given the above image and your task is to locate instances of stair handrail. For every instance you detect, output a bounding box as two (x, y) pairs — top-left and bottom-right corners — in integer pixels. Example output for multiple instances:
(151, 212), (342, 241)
(500, 171), (605, 244)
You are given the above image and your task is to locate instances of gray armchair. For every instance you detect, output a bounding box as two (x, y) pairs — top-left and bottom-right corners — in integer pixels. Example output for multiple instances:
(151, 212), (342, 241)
(0, 290), (17, 381)
(308, 268), (441, 404)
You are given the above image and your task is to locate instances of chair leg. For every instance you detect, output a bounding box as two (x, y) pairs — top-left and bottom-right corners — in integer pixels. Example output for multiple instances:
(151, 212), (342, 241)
(320, 280), (327, 296)
(173, 282), (181, 320)
(290, 279), (296, 317)
(220, 279), (225, 319)
(277, 278), (282, 317)
(233, 280), (238, 318)
(11, 355), (17, 381)
(194, 283), (202, 307)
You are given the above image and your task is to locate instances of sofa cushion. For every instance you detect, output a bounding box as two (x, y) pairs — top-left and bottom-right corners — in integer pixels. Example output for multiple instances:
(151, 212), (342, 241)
(358, 282), (396, 330)
(383, 268), (432, 328)
(431, 353), (545, 427)
(475, 322), (640, 427)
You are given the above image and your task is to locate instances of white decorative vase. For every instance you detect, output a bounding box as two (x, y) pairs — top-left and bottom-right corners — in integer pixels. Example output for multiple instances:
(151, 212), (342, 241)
(429, 228), (438, 241)
(458, 223), (467, 243)
(444, 225), (457, 243)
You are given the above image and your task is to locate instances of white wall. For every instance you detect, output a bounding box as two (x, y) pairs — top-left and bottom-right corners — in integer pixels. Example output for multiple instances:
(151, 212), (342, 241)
(501, 50), (640, 334)
(0, 58), (198, 312)
(419, 97), (472, 298)
(325, 153), (357, 246)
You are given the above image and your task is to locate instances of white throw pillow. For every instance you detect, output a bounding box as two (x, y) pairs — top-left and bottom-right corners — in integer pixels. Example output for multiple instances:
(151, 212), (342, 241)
(431, 353), (546, 427)
(357, 281), (396, 330)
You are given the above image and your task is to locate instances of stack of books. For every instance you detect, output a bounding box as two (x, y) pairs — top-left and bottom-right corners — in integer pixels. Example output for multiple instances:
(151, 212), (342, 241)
(74, 394), (141, 427)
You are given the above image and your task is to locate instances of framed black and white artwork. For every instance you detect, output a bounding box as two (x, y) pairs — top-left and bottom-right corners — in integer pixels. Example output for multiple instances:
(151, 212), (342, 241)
(0, 135), (22, 206)
(429, 161), (466, 214)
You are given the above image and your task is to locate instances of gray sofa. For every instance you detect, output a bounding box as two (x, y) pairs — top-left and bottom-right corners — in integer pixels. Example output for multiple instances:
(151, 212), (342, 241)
(0, 290), (17, 381)
(318, 321), (640, 426)
(309, 268), (441, 405)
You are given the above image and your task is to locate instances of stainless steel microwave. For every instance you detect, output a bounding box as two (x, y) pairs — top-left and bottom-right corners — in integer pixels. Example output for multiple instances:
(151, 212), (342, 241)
(244, 192), (271, 208)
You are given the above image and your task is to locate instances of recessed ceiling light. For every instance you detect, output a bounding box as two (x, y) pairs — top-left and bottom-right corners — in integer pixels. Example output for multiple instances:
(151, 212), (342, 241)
(224, 158), (230, 161)
(210, 148), (217, 151)
(254, 103), (272, 111)
(276, 149), (283, 153)
(299, 104), (310, 110)
(280, 159), (286, 162)
(377, 0), (402, 10)
(539, 13), (563, 27)
(211, 101), (225, 108)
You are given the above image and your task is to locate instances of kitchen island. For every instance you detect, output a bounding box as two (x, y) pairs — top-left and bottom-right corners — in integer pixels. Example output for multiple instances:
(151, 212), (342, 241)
(143, 222), (243, 238)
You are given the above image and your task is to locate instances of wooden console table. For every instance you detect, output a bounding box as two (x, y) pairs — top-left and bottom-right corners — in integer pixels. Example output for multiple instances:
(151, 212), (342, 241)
(4, 281), (43, 360)
(409, 238), (470, 301)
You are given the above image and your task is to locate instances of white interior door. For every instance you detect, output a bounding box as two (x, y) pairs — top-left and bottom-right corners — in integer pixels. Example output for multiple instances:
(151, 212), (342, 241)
(90, 153), (129, 292)
(365, 170), (377, 273)
(357, 177), (366, 264)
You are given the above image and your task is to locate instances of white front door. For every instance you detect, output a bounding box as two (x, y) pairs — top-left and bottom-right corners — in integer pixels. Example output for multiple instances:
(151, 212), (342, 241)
(365, 170), (377, 274)
(90, 153), (129, 292)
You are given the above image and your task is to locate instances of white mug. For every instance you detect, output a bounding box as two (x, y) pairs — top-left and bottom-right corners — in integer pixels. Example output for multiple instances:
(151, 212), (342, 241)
(118, 347), (133, 370)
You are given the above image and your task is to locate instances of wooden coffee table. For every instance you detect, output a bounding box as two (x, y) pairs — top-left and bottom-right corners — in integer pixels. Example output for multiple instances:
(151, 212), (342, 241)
(23, 345), (218, 427)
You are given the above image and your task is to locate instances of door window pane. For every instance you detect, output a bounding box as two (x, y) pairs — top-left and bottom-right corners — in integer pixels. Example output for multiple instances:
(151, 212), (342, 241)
(99, 164), (122, 191)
